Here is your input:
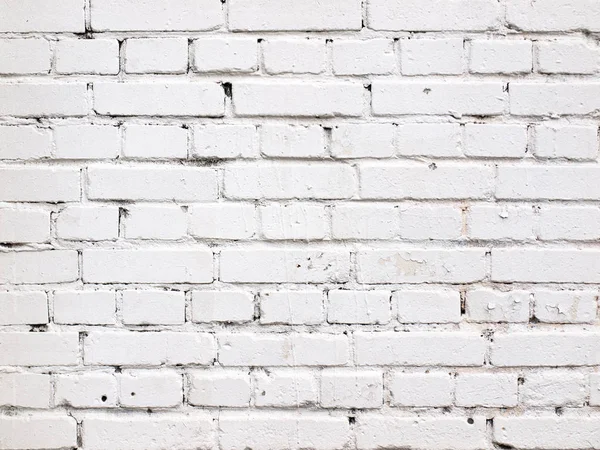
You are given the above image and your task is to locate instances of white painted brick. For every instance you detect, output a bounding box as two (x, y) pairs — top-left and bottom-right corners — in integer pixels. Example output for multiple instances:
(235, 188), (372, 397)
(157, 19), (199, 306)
(538, 206), (600, 240)
(94, 82), (224, 117)
(0, 251), (79, 284)
(321, 369), (383, 408)
(56, 206), (119, 241)
(260, 124), (326, 158)
(464, 124), (528, 158)
(590, 374), (600, 406)
(126, 38), (188, 74)
(368, 0), (501, 31)
(331, 124), (395, 158)
(189, 203), (256, 239)
(233, 81), (364, 117)
(219, 412), (350, 450)
(188, 369), (250, 407)
(254, 369), (318, 407)
(118, 370), (182, 408)
(263, 39), (326, 74)
(220, 248), (350, 283)
(87, 166), (218, 201)
(0, 291), (48, 325)
(0, 414), (77, 450)
(91, 0), (223, 31)
(218, 333), (349, 366)
(492, 332), (600, 366)
(521, 371), (586, 406)
(54, 125), (120, 159)
(0, 0), (83, 32)
(397, 123), (462, 157)
(327, 290), (391, 324)
(331, 204), (398, 240)
(389, 372), (453, 407)
(470, 40), (532, 74)
(260, 203), (327, 240)
(455, 373), (518, 407)
(494, 417), (600, 449)
(395, 289), (461, 324)
(82, 414), (215, 450)
(83, 249), (213, 283)
(192, 124), (257, 159)
(360, 163), (494, 199)
(0, 167), (80, 202)
(122, 205), (187, 240)
(0, 125), (51, 160)
(0, 208), (50, 243)
(468, 204), (536, 240)
(332, 39), (395, 75)
(507, 0), (600, 32)
(510, 83), (600, 116)
(466, 289), (530, 323)
(401, 38), (463, 75)
(84, 331), (215, 366)
(0, 332), (79, 366)
(356, 415), (487, 449)
(533, 290), (598, 324)
(355, 332), (485, 366)
(191, 290), (254, 323)
(229, 0), (361, 31)
(192, 38), (257, 73)
(121, 290), (185, 325)
(259, 290), (324, 325)
(0, 373), (51, 408)
(123, 125), (188, 159)
(53, 291), (116, 325)
(56, 39), (119, 75)
(534, 123), (598, 160)
(372, 81), (505, 116)
(537, 40), (600, 74)
(0, 39), (49, 74)
(56, 373), (117, 408)
(398, 205), (462, 240)
(357, 249), (486, 283)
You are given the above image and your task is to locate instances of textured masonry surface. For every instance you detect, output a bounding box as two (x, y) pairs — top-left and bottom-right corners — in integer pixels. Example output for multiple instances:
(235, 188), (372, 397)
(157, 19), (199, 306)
(1, 0), (600, 449)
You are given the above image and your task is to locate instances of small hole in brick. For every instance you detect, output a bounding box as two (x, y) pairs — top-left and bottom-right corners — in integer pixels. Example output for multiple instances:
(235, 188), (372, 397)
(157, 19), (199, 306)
(518, 376), (525, 385)
(467, 418), (474, 425)
(261, 391), (266, 396)
(555, 407), (563, 416)
(348, 416), (356, 425)
(101, 395), (107, 402)
(131, 392), (136, 396)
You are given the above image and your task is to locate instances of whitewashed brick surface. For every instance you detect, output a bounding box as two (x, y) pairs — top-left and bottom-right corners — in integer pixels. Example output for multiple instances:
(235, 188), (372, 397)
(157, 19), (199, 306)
(1, 1), (599, 449)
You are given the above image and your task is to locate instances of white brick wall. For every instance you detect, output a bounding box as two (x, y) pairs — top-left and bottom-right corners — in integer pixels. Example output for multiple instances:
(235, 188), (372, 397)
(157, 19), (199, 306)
(1, 1), (599, 449)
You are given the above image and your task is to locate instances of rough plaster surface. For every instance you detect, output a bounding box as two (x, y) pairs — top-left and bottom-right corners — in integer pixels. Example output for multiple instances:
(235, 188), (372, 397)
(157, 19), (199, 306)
(0, 0), (600, 448)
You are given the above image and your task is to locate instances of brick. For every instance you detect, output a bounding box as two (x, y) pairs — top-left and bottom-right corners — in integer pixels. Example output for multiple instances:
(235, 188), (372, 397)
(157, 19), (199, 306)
(56, 373), (118, 408)
(118, 370), (182, 408)
(94, 82), (224, 116)
(464, 124), (527, 158)
(0, 39), (50, 74)
(53, 291), (116, 325)
(0, 332), (78, 366)
(0, 83), (87, 117)
(218, 333), (349, 366)
(590, 374), (600, 406)
(0, 126), (51, 160)
(538, 206), (600, 240)
(123, 125), (188, 159)
(91, 0), (223, 31)
(188, 369), (250, 407)
(397, 123), (462, 157)
(537, 40), (600, 74)
(455, 373), (518, 407)
(83, 249), (213, 283)
(259, 290), (324, 325)
(122, 205), (187, 240)
(507, 0), (600, 32)
(233, 81), (364, 117)
(0, 291), (48, 325)
(192, 38), (257, 73)
(56, 39), (119, 75)
(389, 372), (453, 407)
(260, 203), (327, 240)
(254, 369), (318, 407)
(229, 0), (361, 31)
(331, 124), (395, 158)
(357, 249), (486, 283)
(54, 125), (120, 159)
(0, 208), (50, 243)
(320, 369), (383, 409)
(510, 83), (600, 116)
(466, 289), (530, 323)
(468, 204), (536, 240)
(0, 414), (77, 450)
(121, 290), (185, 325)
(0, 251), (78, 284)
(84, 331), (215, 366)
(0, 373), (51, 408)
(398, 205), (462, 240)
(469, 40), (532, 74)
(521, 371), (586, 406)
(191, 290), (254, 323)
(0, 166), (80, 202)
(263, 39), (326, 74)
(400, 38), (463, 75)
(0, 0), (84, 32)
(260, 124), (326, 158)
(189, 203), (256, 239)
(220, 248), (350, 283)
(56, 206), (119, 241)
(533, 123), (598, 160)
(125, 38), (188, 74)
(87, 166), (217, 201)
(331, 204), (398, 240)
(533, 290), (598, 323)
(192, 124), (257, 159)
(327, 290), (391, 324)
(332, 39), (395, 75)
(395, 289), (461, 323)
(355, 332), (486, 366)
